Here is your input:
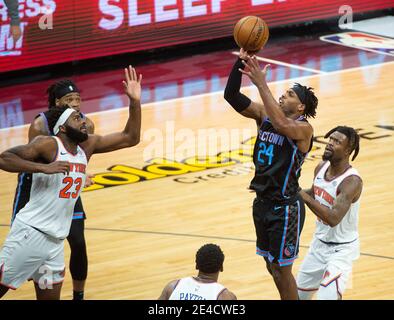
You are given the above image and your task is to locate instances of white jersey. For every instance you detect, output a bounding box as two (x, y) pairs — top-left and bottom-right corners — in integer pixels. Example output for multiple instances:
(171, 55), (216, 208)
(313, 161), (361, 243)
(169, 277), (226, 300)
(14, 137), (87, 240)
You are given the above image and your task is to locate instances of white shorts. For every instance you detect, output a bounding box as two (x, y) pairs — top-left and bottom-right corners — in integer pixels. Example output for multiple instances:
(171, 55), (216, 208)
(0, 219), (65, 290)
(297, 237), (360, 298)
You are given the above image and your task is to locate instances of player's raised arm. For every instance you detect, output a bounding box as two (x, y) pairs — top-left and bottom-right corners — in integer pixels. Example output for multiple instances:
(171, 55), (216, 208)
(83, 65), (142, 156)
(0, 136), (70, 174)
(239, 57), (315, 146)
(224, 49), (267, 125)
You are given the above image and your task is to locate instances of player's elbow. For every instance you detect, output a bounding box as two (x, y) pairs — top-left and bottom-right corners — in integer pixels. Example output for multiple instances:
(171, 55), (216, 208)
(327, 216), (341, 227)
(328, 221), (337, 228)
(123, 132), (140, 147)
(224, 89), (234, 105)
(132, 132), (141, 146)
(128, 135), (140, 147)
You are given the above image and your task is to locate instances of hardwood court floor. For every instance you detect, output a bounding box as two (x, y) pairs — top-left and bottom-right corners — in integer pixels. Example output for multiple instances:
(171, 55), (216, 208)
(0, 62), (393, 300)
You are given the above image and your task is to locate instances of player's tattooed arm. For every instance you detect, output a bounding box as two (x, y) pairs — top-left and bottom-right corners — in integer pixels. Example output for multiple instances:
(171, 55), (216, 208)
(0, 136), (70, 174)
(300, 175), (363, 227)
(157, 280), (179, 300)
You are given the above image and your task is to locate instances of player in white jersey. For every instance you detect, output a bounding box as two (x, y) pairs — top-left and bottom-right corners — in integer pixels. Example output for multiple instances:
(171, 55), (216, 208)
(158, 244), (237, 300)
(0, 65), (142, 300)
(296, 126), (362, 300)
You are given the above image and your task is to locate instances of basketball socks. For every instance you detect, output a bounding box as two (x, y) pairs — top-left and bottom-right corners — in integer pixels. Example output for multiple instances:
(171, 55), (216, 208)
(73, 290), (84, 300)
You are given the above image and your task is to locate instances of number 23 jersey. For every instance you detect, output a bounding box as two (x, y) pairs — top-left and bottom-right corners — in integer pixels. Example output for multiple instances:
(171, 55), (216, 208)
(14, 137), (87, 240)
(250, 117), (311, 202)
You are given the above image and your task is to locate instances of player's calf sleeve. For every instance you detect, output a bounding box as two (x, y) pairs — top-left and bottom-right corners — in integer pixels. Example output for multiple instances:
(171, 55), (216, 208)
(67, 219), (88, 281)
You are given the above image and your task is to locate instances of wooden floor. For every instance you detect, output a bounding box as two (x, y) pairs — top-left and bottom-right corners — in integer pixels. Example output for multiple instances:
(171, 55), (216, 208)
(1, 62), (394, 300)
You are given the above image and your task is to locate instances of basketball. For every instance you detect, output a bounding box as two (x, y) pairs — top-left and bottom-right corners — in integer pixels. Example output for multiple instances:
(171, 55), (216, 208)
(233, 16), (269, 53)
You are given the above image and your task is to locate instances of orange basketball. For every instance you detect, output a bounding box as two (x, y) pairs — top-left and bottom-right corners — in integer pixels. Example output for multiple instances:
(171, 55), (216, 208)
(233, 16), (269, 53)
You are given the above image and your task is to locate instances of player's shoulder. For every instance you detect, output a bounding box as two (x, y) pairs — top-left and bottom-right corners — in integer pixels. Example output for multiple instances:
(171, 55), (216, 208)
(30, 111), (50, 131)
(165, 279), (181, 297)
(314, 160), (327, 177)
(341, 172), (363, 189)
(217, 288), (237, 300)
(164, 279), (181, 293)
(29, 135), (57, 152)
(337, 172), (363, 202)
(31, 135), (56, 144)
(168, 279), (181, 287)
(31, 113), (46, 127)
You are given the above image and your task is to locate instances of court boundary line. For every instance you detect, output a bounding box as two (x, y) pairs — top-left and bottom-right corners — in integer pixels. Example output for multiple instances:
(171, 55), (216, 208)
(1, 60), (393, 132)
(1, 223), (390, 261)
(83, 227), (394, 261)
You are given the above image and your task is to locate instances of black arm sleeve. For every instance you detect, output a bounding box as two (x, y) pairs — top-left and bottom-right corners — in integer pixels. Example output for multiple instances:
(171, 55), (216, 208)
(224, 58), (251, 113)
(4, 0), (20, 26)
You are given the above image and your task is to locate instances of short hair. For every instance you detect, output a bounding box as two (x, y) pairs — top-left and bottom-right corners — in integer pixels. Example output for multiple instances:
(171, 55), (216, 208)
(46, 79), (79, 108)
(195, 244), (224, 273)
(292, 83), (318, 118)
(324, 126), (360, 161)
(46, 105), (71, 135)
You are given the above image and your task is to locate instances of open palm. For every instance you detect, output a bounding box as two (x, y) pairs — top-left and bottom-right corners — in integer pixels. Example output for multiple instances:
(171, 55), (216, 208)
(123, 65), (142, 101)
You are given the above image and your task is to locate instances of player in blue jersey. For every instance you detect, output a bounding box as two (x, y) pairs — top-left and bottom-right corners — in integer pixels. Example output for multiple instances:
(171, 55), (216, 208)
(224, 49), (318, 300)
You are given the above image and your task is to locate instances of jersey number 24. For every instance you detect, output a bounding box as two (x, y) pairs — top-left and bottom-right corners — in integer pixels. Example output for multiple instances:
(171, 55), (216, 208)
(257, 142), (274, 165)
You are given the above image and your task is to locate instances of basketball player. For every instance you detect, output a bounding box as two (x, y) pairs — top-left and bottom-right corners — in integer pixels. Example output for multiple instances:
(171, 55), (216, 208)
(297, 126), (362, 300)
(12, 79), (94, 300)
(4, 0), (21, 42)
(158, 243), (236, 300)
(0, 65), (141, 300)
(224, 49), (318, 300)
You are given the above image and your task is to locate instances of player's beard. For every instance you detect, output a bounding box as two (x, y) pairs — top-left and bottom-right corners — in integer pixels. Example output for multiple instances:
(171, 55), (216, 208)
(322, 150), (333, 161)
(65, 125), (88, 143)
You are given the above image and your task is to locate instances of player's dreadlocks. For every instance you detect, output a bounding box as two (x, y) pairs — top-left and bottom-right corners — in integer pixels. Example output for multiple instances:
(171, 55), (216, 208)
(46, 105), (70, 135)
(196, 244), (225, 274)
(46, 79), (80, 108)
(292, 83), (318, 118)
(325, 126), (360, 161)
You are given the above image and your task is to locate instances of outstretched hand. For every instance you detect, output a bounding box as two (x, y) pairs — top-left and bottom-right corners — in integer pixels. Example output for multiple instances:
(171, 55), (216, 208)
(123, 65), (142, 101)
(238, 56), (270, 88)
